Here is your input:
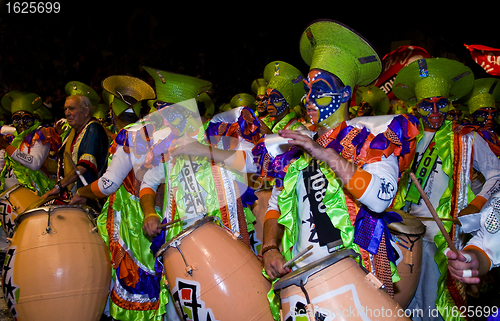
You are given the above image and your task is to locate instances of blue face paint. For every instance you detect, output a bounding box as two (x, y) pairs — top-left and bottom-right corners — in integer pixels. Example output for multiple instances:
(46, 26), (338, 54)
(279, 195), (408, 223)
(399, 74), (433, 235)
(303, 70), (348, 124)
(267, 89), (289, 116)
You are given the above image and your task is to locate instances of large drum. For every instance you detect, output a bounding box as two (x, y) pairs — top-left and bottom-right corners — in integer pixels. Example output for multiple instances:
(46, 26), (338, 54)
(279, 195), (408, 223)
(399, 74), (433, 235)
(0, 184), (41, 237)
(156, 216), (274, 321)
(2, 205), (111, 321)
(274, 249), (410, 321)
(388, 209), (426, 308)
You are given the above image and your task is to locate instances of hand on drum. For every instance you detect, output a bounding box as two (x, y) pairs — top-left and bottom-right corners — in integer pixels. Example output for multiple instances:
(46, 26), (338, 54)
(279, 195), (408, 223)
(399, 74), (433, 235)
(445, 248), (480, 284)
(143, 215), (161, 237)
(69, 193), (87, 205)
(263, 248), (290, 280)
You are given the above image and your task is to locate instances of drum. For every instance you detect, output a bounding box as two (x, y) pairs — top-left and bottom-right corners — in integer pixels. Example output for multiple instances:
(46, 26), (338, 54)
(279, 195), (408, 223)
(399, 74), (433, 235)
(388, 209), (426, 308)
(251, 189), (272, 258)
(274, 249), (410, 321)
(0, 184), (41, 237)
(2, 205), (111, 321)
(156, 216), (274, 321)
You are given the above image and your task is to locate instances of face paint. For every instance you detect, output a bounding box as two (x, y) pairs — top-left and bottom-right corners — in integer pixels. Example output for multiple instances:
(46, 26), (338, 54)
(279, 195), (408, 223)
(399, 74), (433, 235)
(418, 96), (449, 130)
(266, 89), (288, 116)
(165, 104), (190, 134)
(470, 107), (498, 128)
(303, 70), (349, 126)
(255, 94), (268, 115)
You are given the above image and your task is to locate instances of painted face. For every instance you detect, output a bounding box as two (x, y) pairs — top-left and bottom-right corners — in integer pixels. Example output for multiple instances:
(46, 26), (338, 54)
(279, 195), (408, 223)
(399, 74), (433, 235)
(470, 107), (498, 128)
(266, 88), (288, 117)
(357, 102), (374, 117)
(303, 70), (349, 125)
(12, 111), (34, 133)
(418, 96), (449, 130)
(255, 94), (268, 115)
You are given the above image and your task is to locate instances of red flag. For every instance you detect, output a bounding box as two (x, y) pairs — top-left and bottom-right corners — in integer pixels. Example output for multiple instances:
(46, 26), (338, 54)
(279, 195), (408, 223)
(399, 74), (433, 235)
(374, 46), (431, 101)
(465, 44), (500, 76)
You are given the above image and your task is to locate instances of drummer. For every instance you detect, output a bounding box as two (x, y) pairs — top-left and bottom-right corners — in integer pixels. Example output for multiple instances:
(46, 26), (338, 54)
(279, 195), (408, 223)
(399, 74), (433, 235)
(0, 90), (61, 196)
(138, 67), (260, 319)
(260, 20), (420, 319)
(42, 81), (108, 203)
(392, 58), (500, 320)
(69, 75), (160, 321)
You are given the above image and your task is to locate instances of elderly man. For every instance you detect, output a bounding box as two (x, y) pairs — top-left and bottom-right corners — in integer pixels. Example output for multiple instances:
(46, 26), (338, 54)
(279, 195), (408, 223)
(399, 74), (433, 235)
(43, 85), (108, 201)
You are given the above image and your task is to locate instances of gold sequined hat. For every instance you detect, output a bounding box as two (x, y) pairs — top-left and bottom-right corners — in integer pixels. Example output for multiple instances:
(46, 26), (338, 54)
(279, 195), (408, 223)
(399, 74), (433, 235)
(102, 75), (156, 117)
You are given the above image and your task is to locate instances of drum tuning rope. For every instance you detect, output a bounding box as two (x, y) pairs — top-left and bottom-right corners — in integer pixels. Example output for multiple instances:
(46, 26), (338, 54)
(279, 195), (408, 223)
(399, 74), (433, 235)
(171, 240), (193, 276)
(299, 279), (317, 321)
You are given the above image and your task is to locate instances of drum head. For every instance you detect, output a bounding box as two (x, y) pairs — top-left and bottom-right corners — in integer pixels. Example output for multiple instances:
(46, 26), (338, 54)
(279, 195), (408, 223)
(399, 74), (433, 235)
(273, 248), (361, 291)
(387, 209), (426, 236)
(155, 216), (216, 259)
(14, 204), (98, 225)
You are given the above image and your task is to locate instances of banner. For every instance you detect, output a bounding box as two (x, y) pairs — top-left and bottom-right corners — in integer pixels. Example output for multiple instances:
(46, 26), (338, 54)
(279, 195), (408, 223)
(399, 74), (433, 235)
(465, 44), (500, 76)
(374, 46), (431, 101)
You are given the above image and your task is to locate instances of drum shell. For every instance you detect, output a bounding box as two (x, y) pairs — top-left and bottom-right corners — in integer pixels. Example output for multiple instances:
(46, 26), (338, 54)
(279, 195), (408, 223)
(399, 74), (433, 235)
(0, 184), (40, 237)
(4, 206), (111, 321)
(158, 218), (273, 321)
(277, 256), (410, 321)
(390, 230), (423, 308)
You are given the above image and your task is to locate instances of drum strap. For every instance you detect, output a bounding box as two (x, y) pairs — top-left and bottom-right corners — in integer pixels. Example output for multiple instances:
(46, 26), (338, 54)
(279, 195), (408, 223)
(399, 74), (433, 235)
(302, 159), (342, 247)
(406, 134), (439, 204)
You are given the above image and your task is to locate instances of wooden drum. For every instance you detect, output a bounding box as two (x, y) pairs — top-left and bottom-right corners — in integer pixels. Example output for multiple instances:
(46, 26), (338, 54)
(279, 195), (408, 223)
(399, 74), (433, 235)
(156, 216), (274, 321)
(2, 205), (111, 321)
(0, 184), (40, 237)
(388, 209), (426, 308)
(273, 249), (410, 321)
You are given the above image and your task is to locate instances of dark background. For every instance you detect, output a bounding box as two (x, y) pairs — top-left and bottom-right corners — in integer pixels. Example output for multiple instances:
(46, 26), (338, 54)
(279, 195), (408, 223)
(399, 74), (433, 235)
(0, 3), (498, 119)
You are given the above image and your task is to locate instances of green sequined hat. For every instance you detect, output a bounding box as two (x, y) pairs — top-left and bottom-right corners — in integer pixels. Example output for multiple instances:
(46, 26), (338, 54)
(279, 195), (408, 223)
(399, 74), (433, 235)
(393, 58), (474, 104)
(355, 85), (390, 115)
(263, 61), (305, 107)
(299, 19), (382, 89)
(251, 78), (267, 96)
(64, 81), (100, 107)
(93, 103), (109, 120)
(1, 90), (42, 114)
(102, 75), (155, 117)
(461, 78), (500, 114)
(34, 104), (53, 121)
(230, 93), (256, 109)
(196, 92), (215, 118)
(143, 66), (212, 113)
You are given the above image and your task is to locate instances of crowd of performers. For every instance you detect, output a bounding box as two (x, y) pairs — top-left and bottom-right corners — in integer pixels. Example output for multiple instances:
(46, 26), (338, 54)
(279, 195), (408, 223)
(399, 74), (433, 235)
(1, 19), (500, 321)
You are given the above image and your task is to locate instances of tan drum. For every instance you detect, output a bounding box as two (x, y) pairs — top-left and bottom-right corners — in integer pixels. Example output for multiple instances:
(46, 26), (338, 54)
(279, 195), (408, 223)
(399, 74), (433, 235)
(388, 209), (426, 308)
(0, 184), (41, 237)
(156, 216), (274, 321)
(2, 205), (111, 321)
(273, 249), (411, 321)
(251, 189), (272, 258)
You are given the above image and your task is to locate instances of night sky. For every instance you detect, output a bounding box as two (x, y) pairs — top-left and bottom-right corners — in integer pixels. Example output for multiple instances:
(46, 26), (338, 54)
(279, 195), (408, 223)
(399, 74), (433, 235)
(0, 3), (498, 117)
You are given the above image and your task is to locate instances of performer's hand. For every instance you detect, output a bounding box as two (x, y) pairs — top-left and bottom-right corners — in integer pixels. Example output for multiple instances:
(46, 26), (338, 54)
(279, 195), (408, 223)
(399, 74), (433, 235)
(445, 248), (481, 284)
(457, 204), (480, 217)
(143, 215), (161, 237)
(263, 248), (290, 280)
(279, 129), (329, 161)
(170, 136), (209, 158)
(69, 194), (87, 205)
(41, 186), (60, 199)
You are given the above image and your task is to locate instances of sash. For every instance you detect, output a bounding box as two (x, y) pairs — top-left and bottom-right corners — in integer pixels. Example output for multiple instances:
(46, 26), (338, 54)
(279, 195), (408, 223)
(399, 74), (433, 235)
(406, 135), (438, 204)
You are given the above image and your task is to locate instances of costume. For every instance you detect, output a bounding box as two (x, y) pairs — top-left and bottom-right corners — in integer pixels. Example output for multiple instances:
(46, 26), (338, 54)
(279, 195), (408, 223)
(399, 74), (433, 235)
(139, 67), (259, 320)
(392, 58), (500, 321)
(0, 91), (60, 195)
(61, 81), (108, 195)
(91, 75), (161, 321)
(261, 20), (419, 320)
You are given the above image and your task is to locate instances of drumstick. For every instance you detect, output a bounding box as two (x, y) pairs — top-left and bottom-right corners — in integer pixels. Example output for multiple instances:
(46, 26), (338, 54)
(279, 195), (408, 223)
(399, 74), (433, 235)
(282, 245), (313, 269)
(409, 172), (458, 254)
(64, 152), (88, 186)
(157, 216), (186, 229)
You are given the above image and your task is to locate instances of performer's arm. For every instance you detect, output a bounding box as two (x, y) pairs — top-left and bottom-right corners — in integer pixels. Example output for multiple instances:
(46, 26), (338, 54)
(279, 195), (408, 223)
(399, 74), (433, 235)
(139, 164), (164, 237)
(262, 186), (289, 280)
(4, 140), (50, 171)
